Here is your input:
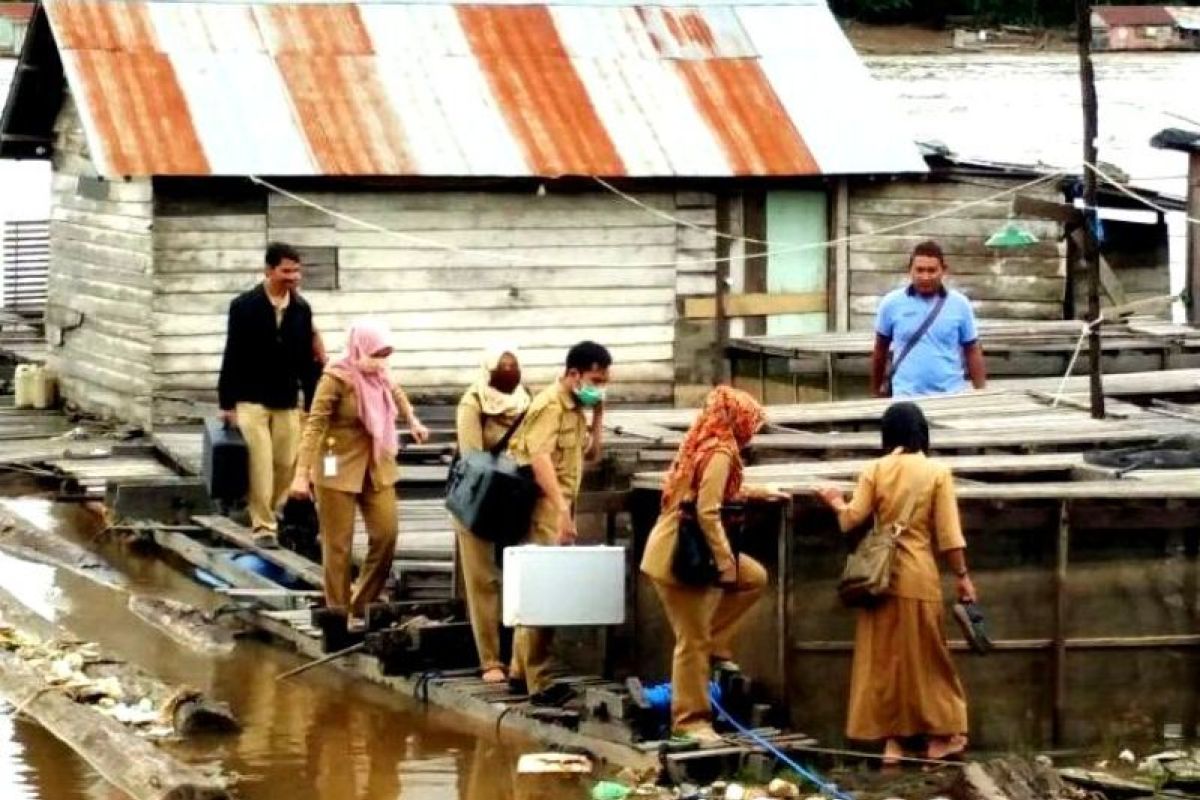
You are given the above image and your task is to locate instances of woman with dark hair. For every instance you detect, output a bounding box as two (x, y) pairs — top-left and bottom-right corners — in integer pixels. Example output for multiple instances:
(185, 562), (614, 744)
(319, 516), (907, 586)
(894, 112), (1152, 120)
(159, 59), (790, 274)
(816, 402), (975, 764)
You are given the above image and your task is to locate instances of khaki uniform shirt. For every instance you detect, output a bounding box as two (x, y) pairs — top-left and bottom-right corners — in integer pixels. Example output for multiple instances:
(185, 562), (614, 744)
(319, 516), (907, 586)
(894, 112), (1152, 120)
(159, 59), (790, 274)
(296, 372), (414, 493)
(835, 451), (966, 601)
(641, 449), (741, 585)
(508, 383), (587, 538)
(455, 388), (524, 454)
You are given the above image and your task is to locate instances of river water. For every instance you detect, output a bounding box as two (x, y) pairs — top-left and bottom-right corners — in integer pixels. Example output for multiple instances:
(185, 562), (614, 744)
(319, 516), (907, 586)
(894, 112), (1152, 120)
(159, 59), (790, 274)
(0, 498), (535, 800)
(865, 52), (1200, 311)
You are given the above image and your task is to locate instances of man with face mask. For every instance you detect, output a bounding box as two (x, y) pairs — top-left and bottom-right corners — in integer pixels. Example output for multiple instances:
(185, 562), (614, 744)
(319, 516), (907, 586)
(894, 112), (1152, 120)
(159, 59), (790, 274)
(506, 340), (612, 704)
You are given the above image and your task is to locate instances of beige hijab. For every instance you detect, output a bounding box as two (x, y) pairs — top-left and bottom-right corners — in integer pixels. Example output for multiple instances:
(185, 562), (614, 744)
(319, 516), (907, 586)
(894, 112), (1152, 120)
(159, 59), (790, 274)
(472, 344), (531, 417)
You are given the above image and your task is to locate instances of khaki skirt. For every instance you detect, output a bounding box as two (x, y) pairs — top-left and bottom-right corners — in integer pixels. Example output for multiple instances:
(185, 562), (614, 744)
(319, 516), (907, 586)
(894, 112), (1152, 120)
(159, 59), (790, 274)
(846, 596), (968, 741)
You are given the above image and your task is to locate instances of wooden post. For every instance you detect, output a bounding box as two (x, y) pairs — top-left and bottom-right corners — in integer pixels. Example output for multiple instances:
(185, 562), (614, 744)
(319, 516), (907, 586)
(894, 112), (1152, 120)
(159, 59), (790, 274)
(714, 195), (732, 386)
(775, 501), (792, 712)
(1052, 500), (1070, 746)
(1189, 153), (1200, 326)
(1076, 0), (1106, 419)
(834, 178), (851, 332)
(759, 354), (768, 403)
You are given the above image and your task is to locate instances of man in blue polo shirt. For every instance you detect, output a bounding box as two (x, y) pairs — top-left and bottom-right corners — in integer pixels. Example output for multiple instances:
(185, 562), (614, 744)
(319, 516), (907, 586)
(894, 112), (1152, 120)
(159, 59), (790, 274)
(871, 240), (988, 398)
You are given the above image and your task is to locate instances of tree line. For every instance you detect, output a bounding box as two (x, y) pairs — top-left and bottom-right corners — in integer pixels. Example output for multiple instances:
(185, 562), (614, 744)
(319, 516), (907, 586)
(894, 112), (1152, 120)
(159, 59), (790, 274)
(832, 0), (1200, 26)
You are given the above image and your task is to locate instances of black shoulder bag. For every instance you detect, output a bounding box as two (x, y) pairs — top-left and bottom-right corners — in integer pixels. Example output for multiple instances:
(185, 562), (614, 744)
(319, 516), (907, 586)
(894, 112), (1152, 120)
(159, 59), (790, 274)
(444, 412), (537, 544)
(671, 500), (746, 587)
(881, 293), (947, 397)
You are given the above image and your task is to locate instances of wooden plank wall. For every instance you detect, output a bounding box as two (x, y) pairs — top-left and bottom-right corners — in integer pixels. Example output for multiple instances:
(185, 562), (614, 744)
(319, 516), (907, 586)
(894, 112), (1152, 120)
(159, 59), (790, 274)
(151, 184), (699, 422)
(845, 179), (1065, 330)
(46, 97), (154, 426)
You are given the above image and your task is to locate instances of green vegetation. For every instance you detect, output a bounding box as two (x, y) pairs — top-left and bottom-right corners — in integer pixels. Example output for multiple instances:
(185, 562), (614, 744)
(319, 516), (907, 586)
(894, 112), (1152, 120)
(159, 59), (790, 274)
(832, 0), (1200, 26)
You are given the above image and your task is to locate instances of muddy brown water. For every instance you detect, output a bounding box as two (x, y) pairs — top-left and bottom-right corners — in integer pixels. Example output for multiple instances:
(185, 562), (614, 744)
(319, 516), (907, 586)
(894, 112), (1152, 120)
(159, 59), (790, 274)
(0, 496), (552, 800)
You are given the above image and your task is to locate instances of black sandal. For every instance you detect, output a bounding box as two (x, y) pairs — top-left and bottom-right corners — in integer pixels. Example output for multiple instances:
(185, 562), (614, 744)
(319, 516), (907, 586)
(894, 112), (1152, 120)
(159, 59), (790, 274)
(952, 601), (993, 654)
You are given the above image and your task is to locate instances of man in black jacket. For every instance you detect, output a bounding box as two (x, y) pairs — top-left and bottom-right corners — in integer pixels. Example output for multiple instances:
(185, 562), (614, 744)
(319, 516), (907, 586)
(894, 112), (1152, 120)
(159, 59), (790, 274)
(218, 242), (323, 546)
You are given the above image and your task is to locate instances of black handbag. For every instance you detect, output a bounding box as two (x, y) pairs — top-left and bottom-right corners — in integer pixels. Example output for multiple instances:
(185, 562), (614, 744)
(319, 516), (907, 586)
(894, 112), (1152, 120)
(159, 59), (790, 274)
(279, 496), (321, 563)
(444, 412), (537, 544)
(671, 501), (745, 587)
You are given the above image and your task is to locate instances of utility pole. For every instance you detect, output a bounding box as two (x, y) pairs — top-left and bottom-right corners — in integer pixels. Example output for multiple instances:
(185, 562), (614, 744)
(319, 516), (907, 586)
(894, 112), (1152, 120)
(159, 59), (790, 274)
(1076, 0), (1105, 418)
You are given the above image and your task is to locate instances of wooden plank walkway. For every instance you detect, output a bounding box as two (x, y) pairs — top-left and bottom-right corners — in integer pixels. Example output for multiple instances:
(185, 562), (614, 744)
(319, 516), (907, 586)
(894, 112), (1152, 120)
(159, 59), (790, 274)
(154, 428), (456, 599)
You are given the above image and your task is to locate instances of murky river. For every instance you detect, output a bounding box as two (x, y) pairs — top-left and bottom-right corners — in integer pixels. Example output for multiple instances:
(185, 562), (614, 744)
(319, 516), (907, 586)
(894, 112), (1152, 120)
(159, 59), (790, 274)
(0, 497), (534, 800)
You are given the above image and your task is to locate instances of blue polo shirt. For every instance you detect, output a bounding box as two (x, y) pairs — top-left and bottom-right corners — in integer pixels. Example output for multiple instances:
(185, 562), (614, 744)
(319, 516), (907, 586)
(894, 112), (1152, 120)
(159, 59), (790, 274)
(875, 285), (978, 398)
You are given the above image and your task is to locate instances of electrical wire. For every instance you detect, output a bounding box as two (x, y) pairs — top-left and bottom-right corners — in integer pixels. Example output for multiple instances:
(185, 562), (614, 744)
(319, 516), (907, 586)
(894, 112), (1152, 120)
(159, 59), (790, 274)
(709, 695), (853, 800)
(249, 171), (1063, 271)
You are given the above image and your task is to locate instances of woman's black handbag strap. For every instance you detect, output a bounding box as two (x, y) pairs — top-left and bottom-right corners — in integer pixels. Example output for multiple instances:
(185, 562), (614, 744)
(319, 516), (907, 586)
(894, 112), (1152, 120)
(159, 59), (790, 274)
(488, 410), (528, 457)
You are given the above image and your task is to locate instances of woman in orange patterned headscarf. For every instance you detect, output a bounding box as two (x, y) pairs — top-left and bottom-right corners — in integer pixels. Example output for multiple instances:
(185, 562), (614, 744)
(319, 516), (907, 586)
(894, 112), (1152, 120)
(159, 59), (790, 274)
(640, 386), (787, 745)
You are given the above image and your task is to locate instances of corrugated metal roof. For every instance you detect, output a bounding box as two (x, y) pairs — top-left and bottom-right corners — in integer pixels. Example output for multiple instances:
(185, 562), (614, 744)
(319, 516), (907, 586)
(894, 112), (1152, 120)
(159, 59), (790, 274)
(1092, 5), (1176, 28)
(0, 4), (33, 22)
(36, 0), (925, 178)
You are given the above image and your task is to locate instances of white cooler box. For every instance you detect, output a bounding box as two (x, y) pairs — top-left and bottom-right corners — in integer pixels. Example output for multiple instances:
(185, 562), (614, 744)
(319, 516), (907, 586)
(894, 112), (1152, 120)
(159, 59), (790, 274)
(503, 545), (626, 627)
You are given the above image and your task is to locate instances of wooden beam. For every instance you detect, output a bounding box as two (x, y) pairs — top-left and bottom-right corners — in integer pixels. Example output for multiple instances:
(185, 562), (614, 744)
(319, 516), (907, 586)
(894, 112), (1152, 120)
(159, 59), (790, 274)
(684, 292), (826, 320)
(1013, 193), (1082, 225)
(1068, 228), (1127, 307)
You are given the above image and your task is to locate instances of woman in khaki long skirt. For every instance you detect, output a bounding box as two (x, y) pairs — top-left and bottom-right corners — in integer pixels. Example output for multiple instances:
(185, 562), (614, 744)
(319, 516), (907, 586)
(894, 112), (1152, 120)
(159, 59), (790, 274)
(291, 320), (429, 632)
(816, 402), (976, 764)
(640, 386), (787, 745)
(453, 346), (531, 683)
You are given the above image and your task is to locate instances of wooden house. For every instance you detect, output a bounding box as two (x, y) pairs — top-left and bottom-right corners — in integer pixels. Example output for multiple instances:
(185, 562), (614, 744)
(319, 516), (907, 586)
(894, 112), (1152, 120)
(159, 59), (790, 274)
(809, 145), (1178, 334)
(1152, 127), (1200, 325)
(1091, 6), (1183, 51)
(0, 0), (928, 427)
(0, 3), (33, 56)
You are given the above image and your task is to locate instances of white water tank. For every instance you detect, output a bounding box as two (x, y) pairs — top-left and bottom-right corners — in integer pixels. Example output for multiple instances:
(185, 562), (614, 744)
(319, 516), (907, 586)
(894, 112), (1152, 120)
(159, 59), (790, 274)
(503, 545), (626, 627)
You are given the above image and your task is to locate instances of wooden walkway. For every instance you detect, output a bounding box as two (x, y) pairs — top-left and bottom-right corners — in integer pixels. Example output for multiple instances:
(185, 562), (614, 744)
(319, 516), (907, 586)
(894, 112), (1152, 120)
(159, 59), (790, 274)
(153, 428), (456, 599)
(0, 402), (176, 499)
(727, 317), (1200, 400)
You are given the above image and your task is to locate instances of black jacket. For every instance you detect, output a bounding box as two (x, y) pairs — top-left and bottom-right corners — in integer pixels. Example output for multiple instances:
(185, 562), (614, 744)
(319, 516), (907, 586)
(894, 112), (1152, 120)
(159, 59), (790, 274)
(218, 284), (320, 412)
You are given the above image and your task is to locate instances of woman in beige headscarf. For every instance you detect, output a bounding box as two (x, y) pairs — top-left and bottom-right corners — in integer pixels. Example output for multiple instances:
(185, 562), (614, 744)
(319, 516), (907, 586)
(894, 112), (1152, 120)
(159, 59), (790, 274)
(454, 345), (532, 683)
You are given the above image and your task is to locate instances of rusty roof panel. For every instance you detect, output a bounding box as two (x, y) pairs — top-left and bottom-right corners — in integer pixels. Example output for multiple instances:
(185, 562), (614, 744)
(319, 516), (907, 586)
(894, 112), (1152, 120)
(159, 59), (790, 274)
(1092, 5), (1176, 27)
(31, 0), (926, 178)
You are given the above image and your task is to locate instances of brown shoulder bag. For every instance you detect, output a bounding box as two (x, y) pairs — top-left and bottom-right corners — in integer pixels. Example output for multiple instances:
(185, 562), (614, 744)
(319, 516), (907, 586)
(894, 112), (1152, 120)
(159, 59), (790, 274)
(837, 482), (921, 608)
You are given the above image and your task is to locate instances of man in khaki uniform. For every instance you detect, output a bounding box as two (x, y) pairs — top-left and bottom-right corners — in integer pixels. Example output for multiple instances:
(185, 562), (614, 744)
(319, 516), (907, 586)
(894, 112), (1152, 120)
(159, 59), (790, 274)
(218, 242), (325, 547)
(507, 341), (612, 704)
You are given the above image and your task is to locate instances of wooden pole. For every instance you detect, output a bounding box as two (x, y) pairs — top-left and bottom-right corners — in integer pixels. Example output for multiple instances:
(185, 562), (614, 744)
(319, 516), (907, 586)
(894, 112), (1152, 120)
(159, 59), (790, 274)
(775, 501), (792, 711)
(1052, 501), (1070, 746)
(1189, 153), (1200, 326)
(1076, 0), (1105, 419)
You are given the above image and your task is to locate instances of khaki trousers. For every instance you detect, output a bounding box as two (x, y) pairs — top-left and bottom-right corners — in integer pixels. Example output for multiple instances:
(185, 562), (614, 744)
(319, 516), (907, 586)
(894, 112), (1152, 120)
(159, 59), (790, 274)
(236, 402), (300, 533)
(316, 482), (398, 616)
(455, 522), (504, 671)
(510, 498), (559, 694)
(652, 554), (767, 732)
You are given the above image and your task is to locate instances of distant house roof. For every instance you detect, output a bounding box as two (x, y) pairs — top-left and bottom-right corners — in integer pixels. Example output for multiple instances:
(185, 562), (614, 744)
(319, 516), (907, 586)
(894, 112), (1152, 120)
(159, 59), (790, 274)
(1092, 5), (1176, 27)
(0, 0), (926, 179)
(0, 3), (33, 23)
(1152, 127), (1200, 153)
(1167, 6), (1200, 30)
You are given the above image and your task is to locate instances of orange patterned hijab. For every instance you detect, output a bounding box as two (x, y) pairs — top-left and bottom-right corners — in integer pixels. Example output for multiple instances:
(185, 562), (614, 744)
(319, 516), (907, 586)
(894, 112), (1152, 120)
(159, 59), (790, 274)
(661, 386), (766, 510)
